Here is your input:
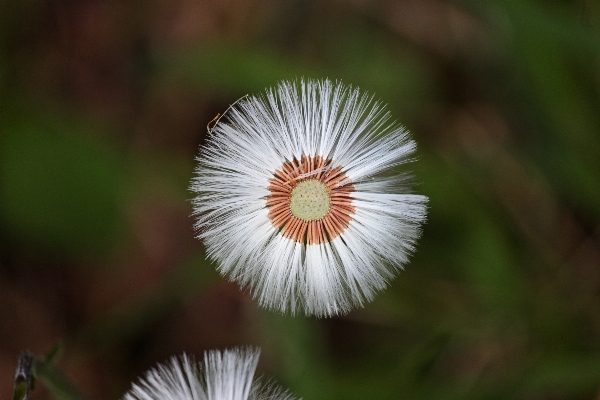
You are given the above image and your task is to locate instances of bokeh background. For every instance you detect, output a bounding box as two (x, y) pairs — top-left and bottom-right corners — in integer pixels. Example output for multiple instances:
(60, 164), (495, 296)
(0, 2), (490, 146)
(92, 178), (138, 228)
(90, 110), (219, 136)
(1, 0), (600, 399)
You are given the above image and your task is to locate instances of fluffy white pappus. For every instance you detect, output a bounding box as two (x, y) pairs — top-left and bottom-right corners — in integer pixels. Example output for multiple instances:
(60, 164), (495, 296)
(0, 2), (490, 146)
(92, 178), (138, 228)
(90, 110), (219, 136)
(191, 78), (428, 317)
(122, 348), (298, 400)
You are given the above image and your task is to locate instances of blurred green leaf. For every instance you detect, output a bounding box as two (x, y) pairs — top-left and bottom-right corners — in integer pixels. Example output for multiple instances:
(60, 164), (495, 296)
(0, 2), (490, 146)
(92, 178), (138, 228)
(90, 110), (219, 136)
(160, 39), (431, 122)
(0, 109), (124, 257)
(523, 354), (600, 397)
(500, 1), (600, 218)
(35, 359), (87, 400)
(162, 45), (319, 95)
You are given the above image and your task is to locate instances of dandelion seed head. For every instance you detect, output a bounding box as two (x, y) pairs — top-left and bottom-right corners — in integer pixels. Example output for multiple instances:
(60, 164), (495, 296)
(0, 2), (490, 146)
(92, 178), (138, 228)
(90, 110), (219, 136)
(191, 78), (428, 317)
(122, 348), (299, 400)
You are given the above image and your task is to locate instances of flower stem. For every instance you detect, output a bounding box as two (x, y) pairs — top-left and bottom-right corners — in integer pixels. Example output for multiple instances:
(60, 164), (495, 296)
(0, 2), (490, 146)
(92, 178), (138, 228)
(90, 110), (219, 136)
(13, 348), (87, 400)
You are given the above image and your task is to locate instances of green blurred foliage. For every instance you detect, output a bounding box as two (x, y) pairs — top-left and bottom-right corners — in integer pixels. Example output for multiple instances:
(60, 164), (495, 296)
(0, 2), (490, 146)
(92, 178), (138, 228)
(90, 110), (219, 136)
(1, 109), (124, 257)
(1, 0), (599, 399)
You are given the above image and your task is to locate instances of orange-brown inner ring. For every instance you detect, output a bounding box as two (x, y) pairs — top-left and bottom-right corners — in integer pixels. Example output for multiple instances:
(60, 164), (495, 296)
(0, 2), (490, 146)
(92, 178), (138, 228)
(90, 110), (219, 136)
(266, 155), (355, 244)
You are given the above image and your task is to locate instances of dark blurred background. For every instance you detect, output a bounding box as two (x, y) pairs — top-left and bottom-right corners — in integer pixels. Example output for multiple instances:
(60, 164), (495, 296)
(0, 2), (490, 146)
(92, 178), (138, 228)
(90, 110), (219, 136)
(1, 0), (600, 399)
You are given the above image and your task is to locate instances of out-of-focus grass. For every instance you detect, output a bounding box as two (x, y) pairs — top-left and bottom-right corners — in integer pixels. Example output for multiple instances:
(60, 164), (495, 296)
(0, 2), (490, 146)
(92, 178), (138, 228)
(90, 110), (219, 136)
(1, 109), (125, 258)
(1, 0), (599, 399)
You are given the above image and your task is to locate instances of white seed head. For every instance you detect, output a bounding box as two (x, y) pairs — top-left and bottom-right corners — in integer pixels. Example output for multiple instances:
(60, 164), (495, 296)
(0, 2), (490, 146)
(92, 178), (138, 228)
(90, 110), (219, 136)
(122, 348), (299, 400)
(191, 78), (428, 317)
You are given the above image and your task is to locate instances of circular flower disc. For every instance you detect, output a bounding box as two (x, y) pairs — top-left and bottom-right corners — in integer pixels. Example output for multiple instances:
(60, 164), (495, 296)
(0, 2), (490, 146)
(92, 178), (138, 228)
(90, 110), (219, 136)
(290, 180), (330, 221)
(266, 155), (355, 245)
(191, 79), (428, 317)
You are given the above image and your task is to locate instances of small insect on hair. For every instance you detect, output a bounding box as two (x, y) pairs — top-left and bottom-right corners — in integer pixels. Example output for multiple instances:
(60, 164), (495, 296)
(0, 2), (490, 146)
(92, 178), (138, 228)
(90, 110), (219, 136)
(206, 94), (249, 134)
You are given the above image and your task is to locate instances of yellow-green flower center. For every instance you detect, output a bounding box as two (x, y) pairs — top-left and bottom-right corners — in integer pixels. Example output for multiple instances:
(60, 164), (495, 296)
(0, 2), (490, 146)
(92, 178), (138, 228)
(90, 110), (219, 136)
(290, 180), (330, 221)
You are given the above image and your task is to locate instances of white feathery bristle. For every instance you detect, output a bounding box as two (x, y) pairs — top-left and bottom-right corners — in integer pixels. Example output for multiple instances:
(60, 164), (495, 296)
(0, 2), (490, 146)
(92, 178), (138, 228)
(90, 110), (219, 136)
(122, 348), (299, 400)
(191, 78), (428, 317)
